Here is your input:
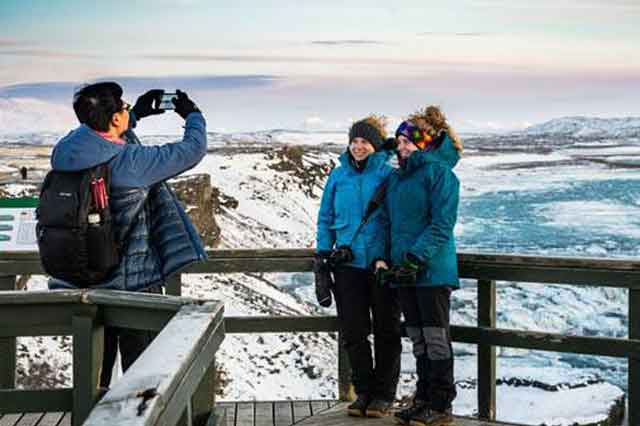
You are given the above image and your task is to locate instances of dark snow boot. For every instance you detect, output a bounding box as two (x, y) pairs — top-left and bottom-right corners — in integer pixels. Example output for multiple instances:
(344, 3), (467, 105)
(347, 394), (370, 417)
(409, 407), (453, 426)
(394, 399), (428, 425)
(366, 399), (393, 418)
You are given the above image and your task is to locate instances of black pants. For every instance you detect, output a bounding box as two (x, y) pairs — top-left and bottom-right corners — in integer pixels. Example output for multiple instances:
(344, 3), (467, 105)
(99, 286), (161, 388)
(333, 266), (402, 401)
(397, 286), (456, 411)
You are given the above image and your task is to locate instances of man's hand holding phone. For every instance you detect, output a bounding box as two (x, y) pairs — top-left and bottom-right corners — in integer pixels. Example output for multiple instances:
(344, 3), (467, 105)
(172, 90), (200, 120)
(132, 89), (165, 119)
(133, 89), (200, 120)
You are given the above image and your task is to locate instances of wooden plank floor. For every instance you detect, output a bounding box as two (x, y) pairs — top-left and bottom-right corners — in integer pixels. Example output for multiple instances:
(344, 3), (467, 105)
(1, 402), (521, 426)
(217, 400), (337, 426)
(0, 413), (69, 426)
(215, 402), (521, 426)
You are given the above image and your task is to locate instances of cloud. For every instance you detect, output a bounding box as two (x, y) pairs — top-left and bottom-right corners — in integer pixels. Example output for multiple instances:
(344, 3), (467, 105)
(144, 52), (503, 69)
(0, 82), (77, 102)
(458, 119), (533, 133)
(0, 75), (281, 103)
(417, 32), (492, 38)
(0, 49), (98, 59)
(473, 0), (640, 11)
(302, 116), (352, 131)
(310, 40), (387, 46)
(0, 39), (33, 47)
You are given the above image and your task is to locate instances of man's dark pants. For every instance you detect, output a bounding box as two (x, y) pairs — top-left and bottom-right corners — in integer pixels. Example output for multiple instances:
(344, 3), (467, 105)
(397, 286), (456, 411)
(99, 286), (161, 388)
(333, 266), (402, 401)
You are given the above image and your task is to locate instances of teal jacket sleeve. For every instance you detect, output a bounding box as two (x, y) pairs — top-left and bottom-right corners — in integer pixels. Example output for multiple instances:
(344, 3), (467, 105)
(111, 112), (207, 188)
(316, 170), (338, 252)
(409, 164), (459, 264)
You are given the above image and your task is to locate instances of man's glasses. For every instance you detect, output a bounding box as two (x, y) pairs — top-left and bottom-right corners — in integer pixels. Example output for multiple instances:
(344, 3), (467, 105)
(121, 101), (131, 112)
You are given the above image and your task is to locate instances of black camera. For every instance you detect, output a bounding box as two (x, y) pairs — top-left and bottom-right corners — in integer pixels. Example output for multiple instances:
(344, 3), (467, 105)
(329, 245), (354, 268)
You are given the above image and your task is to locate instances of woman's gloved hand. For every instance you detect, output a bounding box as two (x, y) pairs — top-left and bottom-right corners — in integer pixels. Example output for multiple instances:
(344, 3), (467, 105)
(172, 90), (201, 119)
(373, 259), (390, 287)
(312, 251), (334, 307)
(132, 89), (165, 120)
(393, 253), (424, 286)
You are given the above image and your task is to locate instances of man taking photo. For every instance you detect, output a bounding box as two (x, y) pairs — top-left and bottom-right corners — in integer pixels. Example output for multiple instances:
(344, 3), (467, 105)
(45, 81), (208, 388)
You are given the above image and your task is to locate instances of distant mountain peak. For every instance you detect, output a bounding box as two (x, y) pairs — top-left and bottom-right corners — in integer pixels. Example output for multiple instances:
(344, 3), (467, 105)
(522, 116), (640, 137)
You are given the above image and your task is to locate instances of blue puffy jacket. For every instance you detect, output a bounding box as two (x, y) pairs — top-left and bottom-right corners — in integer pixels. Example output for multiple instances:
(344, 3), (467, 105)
(385, 133), (461, 288)
(316, 151), (393, 269)
(48, 112), (208, 291)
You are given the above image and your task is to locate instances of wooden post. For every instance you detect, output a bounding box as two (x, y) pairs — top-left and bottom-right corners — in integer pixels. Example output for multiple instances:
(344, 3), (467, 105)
(176, 406), (191, 426)
(337, 332), (355, 401)
(629, 289), (640, 426)
(0, 275), (16, 389)
(477, 279), (496, 421)
(167, 273), (182, 296)
(191, 356), (217, 426)
(72, 306), (103, 426)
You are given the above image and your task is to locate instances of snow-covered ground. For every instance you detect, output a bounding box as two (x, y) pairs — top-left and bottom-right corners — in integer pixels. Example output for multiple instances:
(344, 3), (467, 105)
(3, 115), (639, 425)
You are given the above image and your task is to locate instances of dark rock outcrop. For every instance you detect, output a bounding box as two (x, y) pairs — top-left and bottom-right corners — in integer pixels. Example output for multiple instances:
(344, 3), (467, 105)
(265, 145), (334, 198)
(169, 173), (221, 248)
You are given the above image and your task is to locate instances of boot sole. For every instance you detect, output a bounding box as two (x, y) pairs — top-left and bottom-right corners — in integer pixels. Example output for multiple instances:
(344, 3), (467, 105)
(347, 409), (365, 417)
(409, 418), (453, 426)
(393, 416), (410, 425)
(365, 409), (390, 418)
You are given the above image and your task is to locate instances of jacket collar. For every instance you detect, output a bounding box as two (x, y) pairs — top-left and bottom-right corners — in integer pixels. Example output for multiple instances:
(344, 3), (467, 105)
(338, 150), (389, 173)
(51, 124), (125, 171)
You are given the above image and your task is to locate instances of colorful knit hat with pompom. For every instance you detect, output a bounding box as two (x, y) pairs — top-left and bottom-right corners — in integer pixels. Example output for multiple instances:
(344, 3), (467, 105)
(395, 120), (437, 151)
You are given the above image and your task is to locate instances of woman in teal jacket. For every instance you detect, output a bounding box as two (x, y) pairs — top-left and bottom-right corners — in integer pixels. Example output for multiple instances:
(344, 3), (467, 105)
(378, 107), (462, 426)
(316, 117), (401, 418)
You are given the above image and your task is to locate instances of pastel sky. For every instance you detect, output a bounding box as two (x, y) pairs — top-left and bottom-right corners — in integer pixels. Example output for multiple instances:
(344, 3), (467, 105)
(1, 0), (639, 133)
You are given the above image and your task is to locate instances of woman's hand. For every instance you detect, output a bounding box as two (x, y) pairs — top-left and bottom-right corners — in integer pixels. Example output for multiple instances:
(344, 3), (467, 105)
(375, 260), (389, 271)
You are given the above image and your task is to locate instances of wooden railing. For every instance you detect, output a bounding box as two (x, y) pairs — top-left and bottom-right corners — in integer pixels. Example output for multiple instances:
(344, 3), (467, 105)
(0, 289), (224, 426)
(2, 249), (640, 424)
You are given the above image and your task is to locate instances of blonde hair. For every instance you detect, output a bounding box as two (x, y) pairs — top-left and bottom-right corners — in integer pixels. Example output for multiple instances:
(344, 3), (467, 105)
(362, 114), (388, 139)
(407, 106), (463, 153)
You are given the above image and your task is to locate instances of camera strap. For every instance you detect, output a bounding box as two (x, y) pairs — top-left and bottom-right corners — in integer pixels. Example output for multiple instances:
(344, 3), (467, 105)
(347, 172), (396, 247)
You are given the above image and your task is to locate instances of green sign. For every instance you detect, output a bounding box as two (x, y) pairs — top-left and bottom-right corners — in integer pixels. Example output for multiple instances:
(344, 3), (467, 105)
(0, 197), (39, 208)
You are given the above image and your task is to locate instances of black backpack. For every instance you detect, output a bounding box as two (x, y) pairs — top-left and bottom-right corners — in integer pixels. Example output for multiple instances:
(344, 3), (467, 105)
(36, 164), (120, 287)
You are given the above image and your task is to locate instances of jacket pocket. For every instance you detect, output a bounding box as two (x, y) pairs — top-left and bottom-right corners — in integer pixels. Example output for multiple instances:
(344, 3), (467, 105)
(334, 181), (357, 218)
(329, 221), (349, 231)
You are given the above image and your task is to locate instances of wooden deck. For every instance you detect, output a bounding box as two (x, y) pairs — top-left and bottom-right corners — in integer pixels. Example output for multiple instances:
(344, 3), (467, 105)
(0, 401), (533, 426)
(0, 401), (335, 426)
(215, 402), (519, 426)
(0, 412), (70, 426)
(217, 400), (338, 426)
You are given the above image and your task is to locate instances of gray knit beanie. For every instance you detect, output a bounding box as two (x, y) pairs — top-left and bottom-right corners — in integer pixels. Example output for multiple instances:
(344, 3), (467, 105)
(348, 120), (383, 151)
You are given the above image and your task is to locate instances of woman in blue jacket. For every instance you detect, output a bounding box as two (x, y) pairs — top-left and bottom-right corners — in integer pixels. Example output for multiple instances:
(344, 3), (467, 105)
(316, 117), (401, 417)
(378, 107), (462, 426)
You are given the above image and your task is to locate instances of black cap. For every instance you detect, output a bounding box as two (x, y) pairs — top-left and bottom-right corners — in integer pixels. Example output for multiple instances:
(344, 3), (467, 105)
(348, 120), (383, 151)
(72, 82), (123, 124)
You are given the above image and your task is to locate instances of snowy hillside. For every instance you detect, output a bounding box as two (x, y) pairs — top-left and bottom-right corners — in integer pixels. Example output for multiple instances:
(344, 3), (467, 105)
(522, 116), (640, 138)
(0, 97), (76, 135)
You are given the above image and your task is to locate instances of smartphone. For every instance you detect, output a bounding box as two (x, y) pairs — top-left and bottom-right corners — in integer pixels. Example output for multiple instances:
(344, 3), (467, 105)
(158, 92), (177, 110)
